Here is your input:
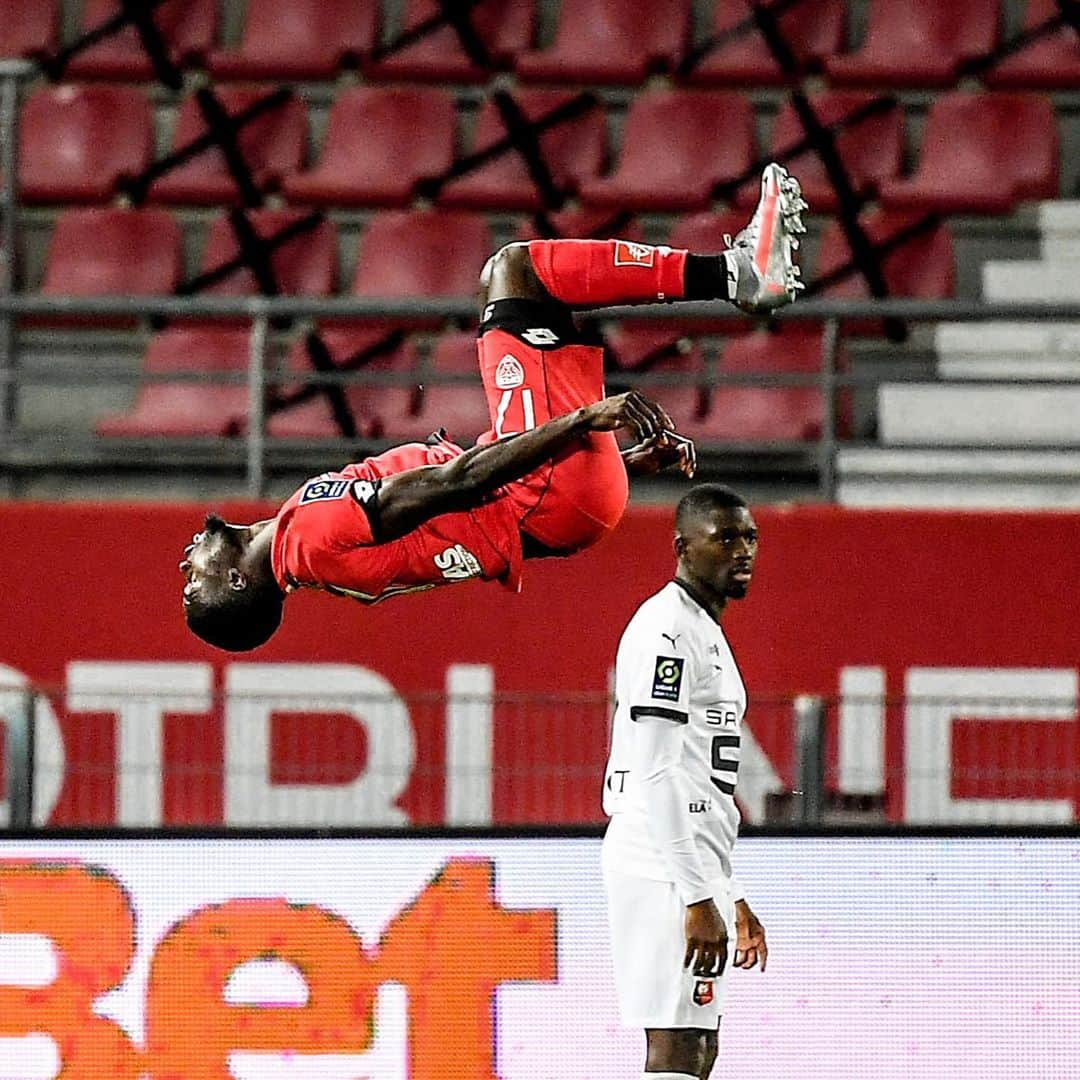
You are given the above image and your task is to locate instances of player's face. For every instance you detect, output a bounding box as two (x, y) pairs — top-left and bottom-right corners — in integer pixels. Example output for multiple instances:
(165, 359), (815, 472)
(178, 514), (245, 610)
(681, 506), (759, 600)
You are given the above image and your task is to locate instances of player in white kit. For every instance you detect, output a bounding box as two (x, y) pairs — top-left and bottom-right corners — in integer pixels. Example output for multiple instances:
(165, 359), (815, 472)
(602, 484), (768, 1080)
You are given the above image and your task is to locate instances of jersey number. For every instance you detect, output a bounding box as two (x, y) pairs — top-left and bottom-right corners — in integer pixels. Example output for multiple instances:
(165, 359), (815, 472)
(494, 387), (536, 437)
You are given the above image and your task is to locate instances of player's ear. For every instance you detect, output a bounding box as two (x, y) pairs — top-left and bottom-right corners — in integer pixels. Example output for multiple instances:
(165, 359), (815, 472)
(227, 567), (247, 591)
(673, 533), (686, 558)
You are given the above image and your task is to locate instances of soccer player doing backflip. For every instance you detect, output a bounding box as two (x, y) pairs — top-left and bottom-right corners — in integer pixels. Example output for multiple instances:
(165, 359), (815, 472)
(180, 165), (807, 652)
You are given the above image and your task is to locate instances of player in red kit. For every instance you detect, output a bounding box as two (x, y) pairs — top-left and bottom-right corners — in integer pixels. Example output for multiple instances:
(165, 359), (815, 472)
(180, 165), (807, 652)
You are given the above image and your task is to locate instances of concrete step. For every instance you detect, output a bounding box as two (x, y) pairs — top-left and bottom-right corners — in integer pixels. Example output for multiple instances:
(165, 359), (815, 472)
(836, 448), (1080, 507)
(1039, 201), (1080, 261)
(982, 259), (1080, 302)
(934, 321), (1080, 379)
(879, 384), (1080, 446)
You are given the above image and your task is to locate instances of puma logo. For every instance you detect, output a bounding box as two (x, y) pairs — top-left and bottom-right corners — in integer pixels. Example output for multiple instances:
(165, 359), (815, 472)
(662, 632), (680, 650)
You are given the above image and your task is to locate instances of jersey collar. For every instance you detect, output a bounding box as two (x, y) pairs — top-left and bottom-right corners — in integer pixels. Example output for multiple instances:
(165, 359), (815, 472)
(672, 576), (715, 619)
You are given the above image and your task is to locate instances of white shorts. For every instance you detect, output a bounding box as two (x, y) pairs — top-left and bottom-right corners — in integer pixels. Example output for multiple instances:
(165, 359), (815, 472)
(603, 865), (736, 1030)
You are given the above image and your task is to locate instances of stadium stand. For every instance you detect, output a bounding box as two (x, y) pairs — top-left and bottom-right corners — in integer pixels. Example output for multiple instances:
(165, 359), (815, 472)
(19, 84), (152, 203)
(985, 0), (1080, 88)
(283, 86), (456, 208)
(207, 0), (378, 81)
(0, 1), (57, 62)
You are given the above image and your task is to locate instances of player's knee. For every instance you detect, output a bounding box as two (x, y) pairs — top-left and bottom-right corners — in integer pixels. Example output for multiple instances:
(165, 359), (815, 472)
(699, 1029), (719, 1078)
(480, 242), (544, 302)
(645, 1027), (713, 1076)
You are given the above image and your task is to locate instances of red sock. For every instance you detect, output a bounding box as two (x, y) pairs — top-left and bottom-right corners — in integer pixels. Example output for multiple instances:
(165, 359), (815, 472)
(527, 239), (688, 305)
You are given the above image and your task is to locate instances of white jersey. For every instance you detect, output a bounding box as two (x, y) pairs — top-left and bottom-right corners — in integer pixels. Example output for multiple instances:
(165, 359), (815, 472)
(602, 580), (745, 904)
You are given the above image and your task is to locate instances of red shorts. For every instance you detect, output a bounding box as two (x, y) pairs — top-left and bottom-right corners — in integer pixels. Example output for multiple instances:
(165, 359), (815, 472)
(475, 299), (628, 553)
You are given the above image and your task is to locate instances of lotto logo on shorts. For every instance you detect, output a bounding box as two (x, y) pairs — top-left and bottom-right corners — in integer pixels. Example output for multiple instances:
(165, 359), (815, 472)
(299, 478), (350, 504)
(495, 354), (525, 389)
(693, 979), (715, 1006)
(651, 656), (685, 701)
(614, 240), (656, 268)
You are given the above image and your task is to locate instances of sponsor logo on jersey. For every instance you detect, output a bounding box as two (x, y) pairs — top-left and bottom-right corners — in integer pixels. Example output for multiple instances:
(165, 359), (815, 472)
(434, 544), (483, 581)
(298, 478), (350, 505)
(661, 632), (681, 650)
(495, 354), (526, 389)
(706, 703), (740, 727)
(605, 769), (629, 794)
(651, 656), (685, 701)
(613, 240), (656, 268)
(689, 798), (711, 813)
(693, 980), (714, 1006)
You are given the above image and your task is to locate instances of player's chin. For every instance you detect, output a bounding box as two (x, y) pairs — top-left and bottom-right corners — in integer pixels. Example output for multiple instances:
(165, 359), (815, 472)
(725, 580), (750, 600)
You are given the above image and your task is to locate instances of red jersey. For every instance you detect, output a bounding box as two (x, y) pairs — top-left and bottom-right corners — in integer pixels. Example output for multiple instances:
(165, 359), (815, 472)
(271, 438), (523, 604)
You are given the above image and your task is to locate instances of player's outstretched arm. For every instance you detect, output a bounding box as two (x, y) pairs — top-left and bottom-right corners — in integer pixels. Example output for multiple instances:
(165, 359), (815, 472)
(370, 391), (672, 541)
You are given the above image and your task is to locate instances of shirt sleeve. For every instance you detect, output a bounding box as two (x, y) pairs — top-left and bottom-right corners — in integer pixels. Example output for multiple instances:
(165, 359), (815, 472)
(620, 624), (713, 906)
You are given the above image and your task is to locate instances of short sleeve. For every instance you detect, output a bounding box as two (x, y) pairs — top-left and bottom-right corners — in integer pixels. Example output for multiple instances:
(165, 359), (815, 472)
(619, 618), (696, 726)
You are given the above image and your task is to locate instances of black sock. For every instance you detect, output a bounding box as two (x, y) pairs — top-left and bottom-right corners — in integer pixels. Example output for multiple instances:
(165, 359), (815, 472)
(683, 253), (734, 300)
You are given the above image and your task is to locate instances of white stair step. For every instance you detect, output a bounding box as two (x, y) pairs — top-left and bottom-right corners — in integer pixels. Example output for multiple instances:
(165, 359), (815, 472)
(879, 384), (1080, 446)
(983, 260), (1080, 302)
(935, 321), (1080, 379)
(1039, 201), (1080, 260)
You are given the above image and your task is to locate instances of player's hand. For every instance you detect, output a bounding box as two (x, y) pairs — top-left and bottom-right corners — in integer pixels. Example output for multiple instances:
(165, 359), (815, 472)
(621, 431), (696, 478)
(733, 899), (768, 971)
(585, 391), (674, 441)
(684, 898), (728, 978)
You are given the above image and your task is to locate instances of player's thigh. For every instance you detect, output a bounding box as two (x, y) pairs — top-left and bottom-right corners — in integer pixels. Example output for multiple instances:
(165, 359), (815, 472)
(476, 327), (604, 437)
(603, 869), (729, 1031)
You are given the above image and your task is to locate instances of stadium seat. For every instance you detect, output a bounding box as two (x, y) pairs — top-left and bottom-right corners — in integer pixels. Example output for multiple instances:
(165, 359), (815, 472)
(366, 0), (535, 83)
(515, 0), (690, 84)
(436, 90), (605, 212)
(826, 0), (999, 87)
(387, 332), (492, 444)
(681, 0), (845, 86)
(879, 93), (1058, 214)
(812, 212), (955, 301)
(703, 328), (842, 442)
(96, 328), (250, 438)
(40, 208), (180, 313)
(577, 90), (753, 212)
(608, 338), (712, 441)
(348, 210), (492, 329)
(67, 0), (218, 81)
(266, 330), (414, 439)
(986, 0), (1080, 90)
(19, 85), (152, 204)
(284, 87), (455, 208)
(195, 209), (337, 298)
(208, 0), (379, 81)
(731, 93), (903, 213)
(514, 208), (644, 243)
(0, 1), (57, 61)
(146, 88), (306, 206)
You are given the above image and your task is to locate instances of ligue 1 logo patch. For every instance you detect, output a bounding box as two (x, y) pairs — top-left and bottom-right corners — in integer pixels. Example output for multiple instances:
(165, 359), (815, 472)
(614, 240), (656, 268)
(651, 656), (685, 701)
(495, 354), (525, 389)
(298, 478), (350, 505)
(693, 979), (714, 1006)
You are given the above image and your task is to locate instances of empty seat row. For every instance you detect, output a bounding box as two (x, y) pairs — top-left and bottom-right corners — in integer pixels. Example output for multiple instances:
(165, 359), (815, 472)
(4, 1), (1077, 89)
(34, 207), (955, 310)
(96, 324), (840, 444)
(15, 84), (1059, 215)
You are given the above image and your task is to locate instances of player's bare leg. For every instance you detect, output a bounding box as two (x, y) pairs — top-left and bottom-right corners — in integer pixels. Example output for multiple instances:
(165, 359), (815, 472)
(643, 1027), (718, 1079)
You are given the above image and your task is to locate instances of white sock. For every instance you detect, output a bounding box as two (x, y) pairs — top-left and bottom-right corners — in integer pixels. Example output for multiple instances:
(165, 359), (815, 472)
(642, 1073), (698, 1079)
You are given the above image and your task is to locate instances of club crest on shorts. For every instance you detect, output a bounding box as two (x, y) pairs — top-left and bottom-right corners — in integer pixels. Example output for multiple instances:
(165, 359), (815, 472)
(651, 656), (685, 701)
(495, 354), (525, 389)
(693, 980), (715, 1006)
(614, 240), (656, 268)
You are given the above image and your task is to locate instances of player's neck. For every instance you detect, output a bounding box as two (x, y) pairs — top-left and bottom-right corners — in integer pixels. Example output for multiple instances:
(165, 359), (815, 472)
(673, 573), (726, 624)
(241, 519), (278, 584)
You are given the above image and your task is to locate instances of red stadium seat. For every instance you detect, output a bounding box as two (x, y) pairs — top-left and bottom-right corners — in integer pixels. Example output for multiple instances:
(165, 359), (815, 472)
(348, 210), (492, 329)
(147, 88), (306, 206)
(0, 1), (57, 60)
(40, 208), (180, 306)
(284, 87), (455, 208)
(366, 0), (535, 83)
(514, 208), (644, 242)
(826, 0), (998, 87)
(67, 0), (218, 80)
(879, 93), (1058, 214)
(96, 328), (250, 438)
(732, 93), (903, 213)
(196, 209), (337, 297)
(266, 330), (414, 439)
(682, 0), (845, 86)
(578, 90), (753, 213)
(515, 0), (690, 84)
(19, 85), (152, 204)
(208, 0), (379, 81)
(610, 339), (712, 441)
(437, 90), (605, 212)
(986, 0), (1080, 90)
(813, 212), (955, 301)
